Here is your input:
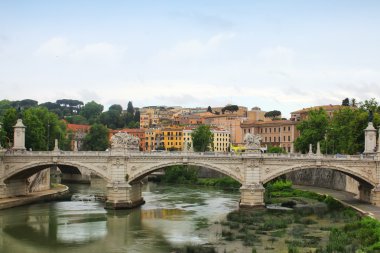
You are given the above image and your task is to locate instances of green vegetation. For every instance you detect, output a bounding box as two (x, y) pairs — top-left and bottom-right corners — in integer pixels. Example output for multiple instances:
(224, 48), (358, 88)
(160, 165), (241, 189)
(264, 110), (281, 119)
(197, 177), (241, 189)
(0, 98), (142, 150)
(294, 98), (380, 154)
(172, 245), (216, 253)
(82, 123), (110, 151)
(221, 104), (239, 114)
(294, 108), (329, 154)
(191, 125), (213, 152)
(161, 165), (199, 184)
(267, 145), (286, 153)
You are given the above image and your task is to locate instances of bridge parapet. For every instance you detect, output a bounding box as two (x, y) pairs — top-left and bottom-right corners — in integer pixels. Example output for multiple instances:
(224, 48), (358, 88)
(2, 151), (377, 162)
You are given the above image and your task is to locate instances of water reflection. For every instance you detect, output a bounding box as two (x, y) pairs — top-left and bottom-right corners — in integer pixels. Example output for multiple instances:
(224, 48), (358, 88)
(0, 182), (239, 253)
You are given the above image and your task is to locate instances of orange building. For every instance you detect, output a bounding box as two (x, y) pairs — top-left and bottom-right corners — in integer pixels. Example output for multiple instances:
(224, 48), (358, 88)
(241, 120), (299, 153)
(204, 114), (246, 145)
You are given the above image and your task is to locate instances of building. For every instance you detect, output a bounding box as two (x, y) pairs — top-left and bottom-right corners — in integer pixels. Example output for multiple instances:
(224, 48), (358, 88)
(204, 114), (246, 145)
(144, 129), (163, 151)
(290, 105), (345, 121)
(182, 127), (230, 152)
(240, 120), (299, 153)
(162, 127), (184, 151)
(66, 123), (91, 151)
(247, 107), (267, 122)
(212, 128), (230, 152)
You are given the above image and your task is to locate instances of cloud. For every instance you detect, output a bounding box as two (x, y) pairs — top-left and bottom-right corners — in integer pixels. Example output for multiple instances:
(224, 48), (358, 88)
(35, 37), (73, 57)
(156, 32), (235, 61)
(35, 37), (126, 62)
(257, 46), (295, 66)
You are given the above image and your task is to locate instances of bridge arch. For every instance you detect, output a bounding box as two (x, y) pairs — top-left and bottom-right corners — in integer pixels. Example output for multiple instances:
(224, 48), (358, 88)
(129, 161), (243, 184)
(263, 164), (376, 187)
(3, 161), (110, 183)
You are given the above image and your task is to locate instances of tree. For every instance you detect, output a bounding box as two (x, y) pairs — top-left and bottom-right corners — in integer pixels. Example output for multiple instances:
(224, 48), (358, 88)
(82, 124), (109, 151)
(359, 98), (379, 113)
(222, 105), (239, 114)
(191, 125), (213, 152)
(342, 98), (350, 106)
(66, 115), (88, 124)
(327, 107), (379, 154)
(0, 100), (12, 117)
(109, 104), (123, 114)
(294, 108), (329, 153)
(127, 101), (134, 114)
(134, 110), (140, 122)
(80, 101), (104, 124)
(267, 146), (285, 153)
(207, 106), (212, 113)
(2, 108), (18, 146)
(22, 107), (68, 151)
(264, 110), (282, 119)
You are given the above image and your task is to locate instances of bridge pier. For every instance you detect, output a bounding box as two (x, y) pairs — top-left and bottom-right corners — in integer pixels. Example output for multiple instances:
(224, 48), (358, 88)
(105, 181), (145, 209)
(239, 183), (265, 208)
(371, 186), (380, 206)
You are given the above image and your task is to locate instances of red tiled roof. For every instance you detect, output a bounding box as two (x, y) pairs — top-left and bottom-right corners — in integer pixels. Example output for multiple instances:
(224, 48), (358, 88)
(67, 124), (91, 131)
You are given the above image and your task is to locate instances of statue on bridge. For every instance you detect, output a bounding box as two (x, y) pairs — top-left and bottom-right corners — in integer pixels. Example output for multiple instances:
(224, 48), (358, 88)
(110, 132), (140, 151)
(243, 133), (262, 153)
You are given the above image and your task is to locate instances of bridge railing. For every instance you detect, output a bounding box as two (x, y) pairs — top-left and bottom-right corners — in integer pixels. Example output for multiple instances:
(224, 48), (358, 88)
(2, 150), (376, 161)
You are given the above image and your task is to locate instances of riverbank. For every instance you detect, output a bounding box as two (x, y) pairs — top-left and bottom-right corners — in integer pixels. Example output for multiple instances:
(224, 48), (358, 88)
(294, 185), (380, 220)
(0, 184), (70, 210)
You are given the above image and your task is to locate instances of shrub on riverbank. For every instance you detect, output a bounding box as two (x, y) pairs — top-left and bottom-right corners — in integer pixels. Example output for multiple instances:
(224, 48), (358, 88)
(159, 165), (241, 189)
(320, 217), (380, 252)
(197, 177), (241, 189)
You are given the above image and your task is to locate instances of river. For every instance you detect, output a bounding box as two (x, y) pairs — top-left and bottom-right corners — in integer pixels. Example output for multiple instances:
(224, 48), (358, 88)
(0, 182), (240, 253)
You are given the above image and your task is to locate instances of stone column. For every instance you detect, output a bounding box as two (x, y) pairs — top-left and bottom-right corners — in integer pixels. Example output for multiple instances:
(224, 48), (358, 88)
(308, 144), (313, 156)
(371, 186), (380, 206)
(358, 183), (372, 203)
(105, 155), (145, 209)
(364, 122), (377, 154)
(13, 119), (26, 150)
(105, 181), (144, 209)
(239, 183), (265, 207)
(240, 160), (265, 208)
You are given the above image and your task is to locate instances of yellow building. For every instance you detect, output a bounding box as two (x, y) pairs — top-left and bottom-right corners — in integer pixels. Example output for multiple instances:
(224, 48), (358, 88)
(181, 127), (230, 152)
(144, 129), (163, 151)
(212, 129), (230, 152)
(182, 129), (193, 150)
(162, 127), (183, 151)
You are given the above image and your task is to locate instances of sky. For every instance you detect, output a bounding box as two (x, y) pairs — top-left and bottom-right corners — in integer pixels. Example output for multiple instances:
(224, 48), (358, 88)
(0, 0), (380, 117)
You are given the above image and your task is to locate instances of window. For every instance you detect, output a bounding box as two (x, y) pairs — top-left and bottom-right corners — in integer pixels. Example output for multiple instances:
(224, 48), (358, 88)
(269, 128), (272, 133)
(283, 136), (285, 141)
(274, 128), (276, 133)
(265, 128), (267, 133)
(274, 137), (276, 142)
(284, 127), (286, 131)
(288, 126), (291, 131)
(269, 137), (271, 142)
(265, 137), (267, 142)
(288, 136), (290, 141)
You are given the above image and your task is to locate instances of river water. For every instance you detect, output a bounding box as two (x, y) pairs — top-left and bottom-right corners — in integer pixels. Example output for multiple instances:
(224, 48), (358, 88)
(0, 182), (240, 253)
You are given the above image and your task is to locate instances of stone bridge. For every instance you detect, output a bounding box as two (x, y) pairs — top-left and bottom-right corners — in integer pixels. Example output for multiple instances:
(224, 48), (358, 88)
(1, 149), (380, 209)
